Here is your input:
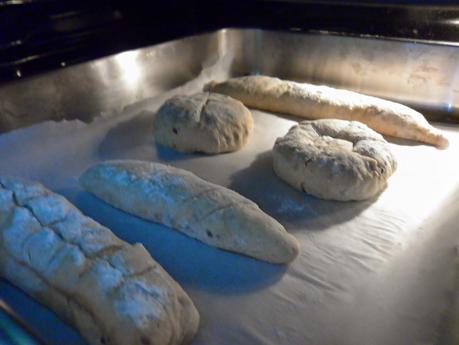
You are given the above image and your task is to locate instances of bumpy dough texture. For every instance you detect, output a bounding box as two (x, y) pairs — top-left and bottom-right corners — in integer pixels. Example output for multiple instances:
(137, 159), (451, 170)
(80, 160), (299, 264)
(273, 119), (397, 201)
(0, 176), (199, 345)
(153, 92), (253, 153)
(205, 75), (448, 149)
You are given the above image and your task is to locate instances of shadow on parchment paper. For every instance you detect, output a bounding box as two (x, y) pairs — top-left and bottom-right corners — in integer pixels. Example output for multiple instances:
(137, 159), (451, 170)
(154, 144), (206, 162)
(73, 191), (287, 295)
(0, 281), (85, 345)
(228, 150), (375, 232)
(98, 110), (206, 162)
(97, 110), (156, 160)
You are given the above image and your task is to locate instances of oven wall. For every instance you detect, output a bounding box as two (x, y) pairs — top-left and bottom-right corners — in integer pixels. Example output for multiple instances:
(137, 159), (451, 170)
(1, 28), (458, 132)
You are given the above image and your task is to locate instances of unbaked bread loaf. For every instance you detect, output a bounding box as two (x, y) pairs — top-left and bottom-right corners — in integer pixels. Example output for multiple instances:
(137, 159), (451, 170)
(273, 119), (397, 201)
(154, 92), (253, 153)
(0, 176), (199, 345)
(80, 160), (299, 264)
(205, 75), (448, 149)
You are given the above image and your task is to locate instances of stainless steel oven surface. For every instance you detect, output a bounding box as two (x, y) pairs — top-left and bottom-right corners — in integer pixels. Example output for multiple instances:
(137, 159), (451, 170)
(1, 28), (459, 345)
(0, 300), (44, 345)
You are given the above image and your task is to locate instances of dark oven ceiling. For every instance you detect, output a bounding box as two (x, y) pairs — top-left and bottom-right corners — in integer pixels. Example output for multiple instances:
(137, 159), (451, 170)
(1, 0), (459, 83)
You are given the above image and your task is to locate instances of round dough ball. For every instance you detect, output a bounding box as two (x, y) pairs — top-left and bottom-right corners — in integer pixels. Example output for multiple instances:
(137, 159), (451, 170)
(273, 119), (397, 201)
(153, 92), (253, 153)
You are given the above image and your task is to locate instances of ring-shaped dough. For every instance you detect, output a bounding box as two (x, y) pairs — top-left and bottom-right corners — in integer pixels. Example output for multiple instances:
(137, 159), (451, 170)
(153, 92), (253, 154)
(273, 119), (397, 201)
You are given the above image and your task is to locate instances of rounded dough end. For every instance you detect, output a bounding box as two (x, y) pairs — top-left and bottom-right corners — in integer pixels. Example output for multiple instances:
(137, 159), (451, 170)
(273, 119), (397, 201)
(274, 232), (300, 264)
(240, 209), (300, 264)
(435, 132), (449, 149)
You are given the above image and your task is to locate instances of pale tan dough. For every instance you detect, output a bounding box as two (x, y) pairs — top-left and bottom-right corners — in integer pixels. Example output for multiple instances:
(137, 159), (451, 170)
(205, 75), (449, 149)
(153, 92), (253, 153)
(80, 160), (299, 264)
(273, 119), (397, 201)
(0, 176), (199, 345)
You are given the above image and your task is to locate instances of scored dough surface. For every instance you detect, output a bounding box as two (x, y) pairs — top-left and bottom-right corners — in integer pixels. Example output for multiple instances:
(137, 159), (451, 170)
(273, 119), (397, 201)
(0, 176), (199, 345)
(154, 92), (253, 153)
(80, 160), (299, 264)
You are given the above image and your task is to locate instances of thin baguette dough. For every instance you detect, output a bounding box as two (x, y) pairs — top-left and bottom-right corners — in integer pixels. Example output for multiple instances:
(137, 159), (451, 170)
(273, 119), (397, 201)
(205, 75), (449, 149)
(154, 92), (253, 153)
(0, 176), (199, 345)
(80, 160), (299, 264)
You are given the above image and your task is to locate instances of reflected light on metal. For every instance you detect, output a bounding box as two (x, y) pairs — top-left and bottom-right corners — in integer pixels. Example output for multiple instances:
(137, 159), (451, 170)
(1, 29), (459, 134)
(0, 300), (43, 344)
(114, 50), (141, 90)
(445, 19), (459, 25)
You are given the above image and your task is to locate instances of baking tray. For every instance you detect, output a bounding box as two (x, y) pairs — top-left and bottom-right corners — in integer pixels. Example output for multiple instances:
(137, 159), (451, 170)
(2, 28), (459, 132)
(1, 29), (459, 345)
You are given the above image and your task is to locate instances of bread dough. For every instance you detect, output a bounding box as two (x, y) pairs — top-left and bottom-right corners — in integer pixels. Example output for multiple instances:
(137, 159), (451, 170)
(153, 92), (253, 153)
(80, 160), (300, 264)
(273, 119), (397, 201)
(205, 76), (449, 149)
(0, 176), (199, 345)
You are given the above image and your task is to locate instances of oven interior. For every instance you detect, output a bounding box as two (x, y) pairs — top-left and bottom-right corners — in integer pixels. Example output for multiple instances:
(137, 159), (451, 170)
(1, 27), (459, 345)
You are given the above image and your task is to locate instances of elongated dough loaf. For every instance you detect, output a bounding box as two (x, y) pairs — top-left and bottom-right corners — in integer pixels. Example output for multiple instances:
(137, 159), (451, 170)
(80, 160), (299, 264)
(205, 75), (449, 149)
(0, 176), (199, 345)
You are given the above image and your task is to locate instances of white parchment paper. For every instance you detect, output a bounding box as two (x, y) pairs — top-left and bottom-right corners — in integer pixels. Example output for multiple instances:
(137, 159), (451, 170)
(1, 81), (459, 345)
